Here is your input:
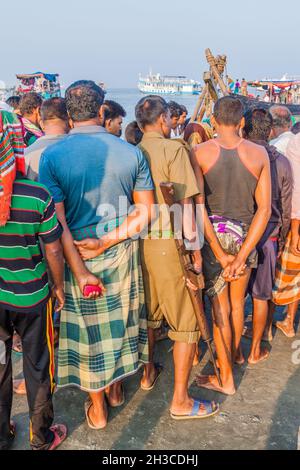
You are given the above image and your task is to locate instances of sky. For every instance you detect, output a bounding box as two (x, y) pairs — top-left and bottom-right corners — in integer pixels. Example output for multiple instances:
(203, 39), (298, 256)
(1, 0), (300, 89)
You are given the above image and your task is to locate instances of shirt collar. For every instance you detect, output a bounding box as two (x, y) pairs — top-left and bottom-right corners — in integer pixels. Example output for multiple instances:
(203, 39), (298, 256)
(142, 131), (165, 140)
(69, 125), (107, 135)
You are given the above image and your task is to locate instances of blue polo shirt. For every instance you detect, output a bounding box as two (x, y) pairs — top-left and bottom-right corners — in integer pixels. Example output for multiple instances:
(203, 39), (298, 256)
(39, 126), (154, 238)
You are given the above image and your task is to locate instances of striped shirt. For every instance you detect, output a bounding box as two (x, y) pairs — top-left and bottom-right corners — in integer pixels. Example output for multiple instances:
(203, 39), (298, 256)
(0, 178), (63, 312)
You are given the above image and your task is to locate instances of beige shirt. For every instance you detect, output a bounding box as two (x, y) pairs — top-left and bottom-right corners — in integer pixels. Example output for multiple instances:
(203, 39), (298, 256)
(140, 131), (200, 236)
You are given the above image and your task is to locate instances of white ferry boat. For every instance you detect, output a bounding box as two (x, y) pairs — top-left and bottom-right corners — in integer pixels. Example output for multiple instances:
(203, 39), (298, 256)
(138, 72), (202, 95)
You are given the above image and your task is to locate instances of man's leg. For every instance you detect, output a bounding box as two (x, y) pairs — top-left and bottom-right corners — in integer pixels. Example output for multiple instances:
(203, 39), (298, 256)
(276, 300), (299, 337)
(248, 298), (270, 364)
(229, 270), (251, 364)
(141, 326), (161, 389)
(15, 301), (61, 450)
(196, 285), (236, 395)
(88, 391), (108, 428)
(0, 309), (14, 450)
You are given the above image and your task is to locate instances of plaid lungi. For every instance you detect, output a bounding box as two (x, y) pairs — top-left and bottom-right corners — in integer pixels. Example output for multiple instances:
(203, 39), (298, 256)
(273, 232), (300, 306)
(57, 239), (149, 392)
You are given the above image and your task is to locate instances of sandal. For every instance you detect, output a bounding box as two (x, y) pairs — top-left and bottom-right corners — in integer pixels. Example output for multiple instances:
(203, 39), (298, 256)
(140, 363), (163, 391)
(170, 399), (219, 420)
(48, 424), (68, 450)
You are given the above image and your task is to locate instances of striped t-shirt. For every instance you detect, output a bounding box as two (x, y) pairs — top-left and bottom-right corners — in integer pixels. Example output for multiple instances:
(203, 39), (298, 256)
(0, 178), (63, 312)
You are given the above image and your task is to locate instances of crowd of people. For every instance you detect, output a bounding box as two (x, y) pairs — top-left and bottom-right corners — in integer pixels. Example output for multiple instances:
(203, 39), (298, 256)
(0, 81), (300, 451)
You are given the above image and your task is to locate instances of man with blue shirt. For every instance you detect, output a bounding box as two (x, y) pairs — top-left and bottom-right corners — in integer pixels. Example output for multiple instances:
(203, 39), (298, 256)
(39, 80), (155, 429)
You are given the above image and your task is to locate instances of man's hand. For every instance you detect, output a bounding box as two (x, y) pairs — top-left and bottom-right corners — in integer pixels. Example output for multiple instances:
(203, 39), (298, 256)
(76, 271), (106, 299)
(222, 255), (247, 281)
(291, 235), (300, 257)
(52, 286), (65, 312)
(218, 253), (236, 270)
(74, 238), (106, 260)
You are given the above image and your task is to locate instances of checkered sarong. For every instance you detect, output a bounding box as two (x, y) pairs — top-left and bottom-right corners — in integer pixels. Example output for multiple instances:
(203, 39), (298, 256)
(273, 232), (300, 306)
(57, 239), (149, 392)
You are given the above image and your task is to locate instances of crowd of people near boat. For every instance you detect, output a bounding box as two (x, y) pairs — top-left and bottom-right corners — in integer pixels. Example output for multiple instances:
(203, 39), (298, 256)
(1, 81), (300, 450)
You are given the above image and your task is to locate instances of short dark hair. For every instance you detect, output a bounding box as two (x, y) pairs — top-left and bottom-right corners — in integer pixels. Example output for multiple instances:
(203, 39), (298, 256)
(125, 121), (143, 146)
(180, 105), (188, 116)
(243, 108), (273, 141)
(103, 100), (126, 122)
(65, 80), (105, 122)
(6, 95), (21, 110)
(19, 92), (43, 115)
(291, 121), (300, 135)
(135, 95), (168, 128)
(270, 105), (292, 129)
(213, 96), (244, 126)
(40, 97), (68, 122)
(167, 101), (182, 118)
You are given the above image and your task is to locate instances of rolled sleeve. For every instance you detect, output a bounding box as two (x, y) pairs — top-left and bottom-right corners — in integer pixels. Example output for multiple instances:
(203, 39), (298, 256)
(134, 149), (154, 191)
(39, 151), (65, 203)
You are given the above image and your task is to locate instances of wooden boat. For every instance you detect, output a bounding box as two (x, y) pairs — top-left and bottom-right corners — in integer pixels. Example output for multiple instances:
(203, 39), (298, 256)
(16, 72), (61, 99)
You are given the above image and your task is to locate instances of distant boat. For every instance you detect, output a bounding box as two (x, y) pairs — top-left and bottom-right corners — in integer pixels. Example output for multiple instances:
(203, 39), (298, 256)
(138, 72), (202, 95)
(16, 72), (61, 99)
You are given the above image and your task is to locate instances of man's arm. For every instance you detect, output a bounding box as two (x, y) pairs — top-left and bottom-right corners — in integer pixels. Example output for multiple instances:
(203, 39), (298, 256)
(291, 219), (300, 256)
(44, 239), (65, 311)
(74, 190), (155, 260)
(278, 160), (293, 253)
(55, 202), (105, 296)
(225, 151), (272, 278)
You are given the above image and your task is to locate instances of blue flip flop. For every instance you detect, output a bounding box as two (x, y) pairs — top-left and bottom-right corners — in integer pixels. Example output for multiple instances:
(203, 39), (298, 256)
(170, 399), (220, 420)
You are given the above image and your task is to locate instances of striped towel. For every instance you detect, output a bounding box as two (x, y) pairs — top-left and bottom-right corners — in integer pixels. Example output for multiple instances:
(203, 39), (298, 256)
(0, 111), (25, 226)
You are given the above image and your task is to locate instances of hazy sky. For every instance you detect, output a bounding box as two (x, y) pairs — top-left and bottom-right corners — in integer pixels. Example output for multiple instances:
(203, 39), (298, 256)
(1, 0), (300, 88)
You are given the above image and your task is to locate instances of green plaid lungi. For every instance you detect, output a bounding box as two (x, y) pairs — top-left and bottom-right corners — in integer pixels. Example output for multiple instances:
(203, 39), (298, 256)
(57, 239), (149, 392)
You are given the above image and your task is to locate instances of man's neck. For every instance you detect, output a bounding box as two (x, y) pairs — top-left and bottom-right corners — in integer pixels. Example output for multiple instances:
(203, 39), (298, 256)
(143, 125), (164, 137)
(23, 114), (38, 127)
(272, 128), (290, 139)
(43, 125), (67, 136)
(73, 119), (101, 128)
(216, 126), (241, 146)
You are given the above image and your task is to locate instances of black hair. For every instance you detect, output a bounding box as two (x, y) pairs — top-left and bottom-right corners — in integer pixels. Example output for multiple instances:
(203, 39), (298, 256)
(19, 92), (43, 116)
(270, 105), (292, 129)
(135, 95), (168, 128)
(65, 80), (105, 122)
(180, 104), (188, 116)
(40, 97), (68, 122)
(243, 108), (273, 141)
(103, 100), (126, 122)
(125, 121), (143, 146)
(291, 121), (300, 135)
(6, 95), (21, 110)
(167, 101), (182, 118)
(213, 96), (244, 126)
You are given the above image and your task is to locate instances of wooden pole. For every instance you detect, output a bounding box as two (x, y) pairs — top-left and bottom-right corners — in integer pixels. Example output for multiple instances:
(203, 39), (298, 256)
(191, 84), (208, 122)
(205, 48), (229, 96)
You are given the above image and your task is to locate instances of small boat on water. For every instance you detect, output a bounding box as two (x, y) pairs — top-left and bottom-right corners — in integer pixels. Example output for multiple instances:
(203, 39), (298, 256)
(138, 72), (202, 95)
(16, 72), (61, 99)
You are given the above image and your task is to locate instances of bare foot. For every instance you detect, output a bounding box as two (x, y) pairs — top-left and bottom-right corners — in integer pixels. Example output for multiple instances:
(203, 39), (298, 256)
(276, 320), (295, 338)
(13, 379), (26, 395)
(234, 347), (245, 365)
(248, 348), (270, 365)
(195, 375), (236, 395)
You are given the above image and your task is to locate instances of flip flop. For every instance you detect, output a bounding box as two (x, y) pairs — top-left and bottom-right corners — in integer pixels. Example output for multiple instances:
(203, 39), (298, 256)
(84, 398), (108, 430)
(140, 363), (163, 391)
(105, 385), (125, 408)
(48, 424), (67, 450)
(170, 399), (220, 420)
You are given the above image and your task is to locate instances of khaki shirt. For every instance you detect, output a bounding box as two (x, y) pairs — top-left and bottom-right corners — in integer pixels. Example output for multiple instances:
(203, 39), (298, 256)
(139, 131), (201, 237)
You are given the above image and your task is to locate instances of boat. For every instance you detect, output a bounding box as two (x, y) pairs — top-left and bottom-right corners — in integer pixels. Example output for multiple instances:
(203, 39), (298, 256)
(16, 72), (61, 99)
(138, 72), (202, 95)
(248, 75), (300, 105)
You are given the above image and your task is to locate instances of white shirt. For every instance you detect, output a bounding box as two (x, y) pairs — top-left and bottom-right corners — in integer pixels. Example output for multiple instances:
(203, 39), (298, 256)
(270, 131), (294, 157)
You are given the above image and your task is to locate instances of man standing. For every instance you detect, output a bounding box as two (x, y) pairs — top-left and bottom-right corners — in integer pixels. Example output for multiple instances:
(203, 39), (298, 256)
(136, 95), (219, 419)
(269, 105), (293, 156)
(25, 97), (69, 181)
(102, 100), (126, 137)
(19, 92), (44, 147)
(0, 110), (67, 450)
(168, 101), (182, 138)
(40, 81), (154, 429)
(243, 108), (292, 362)
(192, 96), (271, 394)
